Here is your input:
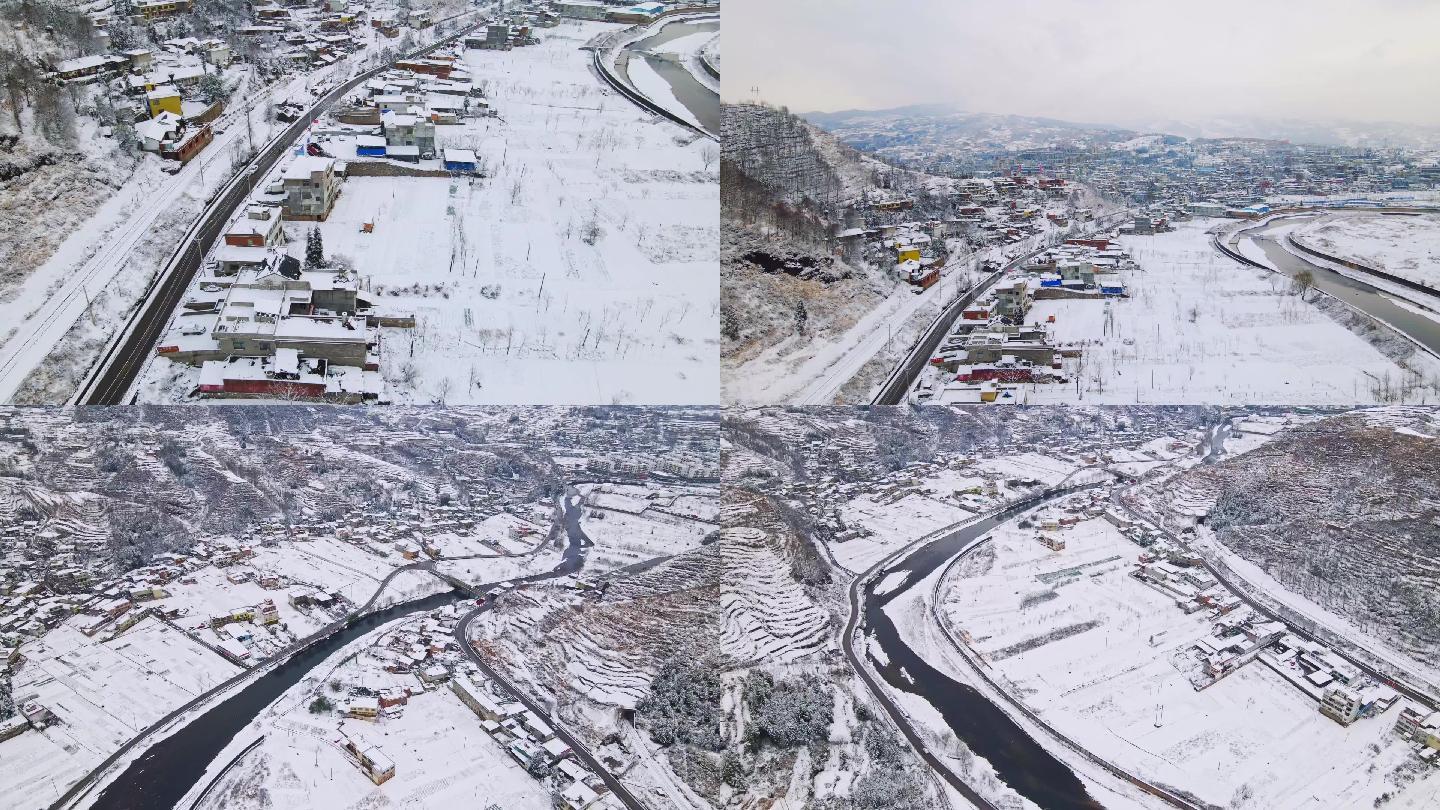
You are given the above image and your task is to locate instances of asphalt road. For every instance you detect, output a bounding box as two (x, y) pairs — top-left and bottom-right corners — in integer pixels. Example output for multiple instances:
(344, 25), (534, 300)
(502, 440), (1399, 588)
(74, 17), (486, 405)
(871, 213), (1131, 405)
(1110, 439), (1440, 713)
(451, 492), (648, 810)
(590, 10), (717, 140)
(840, 527), (998, 810)
(839, 477), (1109, 810)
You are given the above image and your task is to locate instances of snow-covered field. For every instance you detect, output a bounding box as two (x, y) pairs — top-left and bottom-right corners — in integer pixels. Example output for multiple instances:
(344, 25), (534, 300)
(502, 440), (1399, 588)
(1, 618), (243, 802)
(1006, 220), (1440, 404)
(135, 20), (717, 405)
(936, 516), (1440, 808)
(1294, 212), (1440, 290)
(577, 483), (718, 572)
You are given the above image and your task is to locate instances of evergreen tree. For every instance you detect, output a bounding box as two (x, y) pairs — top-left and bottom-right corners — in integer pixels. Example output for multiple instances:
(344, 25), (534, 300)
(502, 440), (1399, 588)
(198, 73), (226, 105)
(305, 226), (325, 268)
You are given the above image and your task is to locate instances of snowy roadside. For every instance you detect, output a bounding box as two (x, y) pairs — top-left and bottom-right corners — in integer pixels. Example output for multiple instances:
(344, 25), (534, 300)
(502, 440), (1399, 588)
(0, 56), (370, 404)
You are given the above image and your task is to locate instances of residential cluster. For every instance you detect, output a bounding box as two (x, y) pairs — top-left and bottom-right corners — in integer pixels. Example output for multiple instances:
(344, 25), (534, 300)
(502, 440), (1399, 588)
(832, 174), (1089, 273)
(1116, 513), (1414, 735)
(0, 459), (554, 737)
(916, 235), (1137, 403)
(582, 449), (718, 481)
(554, 0), (694, 24)
(319, 604), (626, 810)
(147, 30), (510, 401)
(50, 35), (232, 167)
(451, 673), (626, 810)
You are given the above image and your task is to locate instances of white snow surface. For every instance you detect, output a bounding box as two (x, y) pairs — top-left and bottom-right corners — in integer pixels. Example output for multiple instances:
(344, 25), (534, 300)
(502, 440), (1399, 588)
(134, 20), (717, 405)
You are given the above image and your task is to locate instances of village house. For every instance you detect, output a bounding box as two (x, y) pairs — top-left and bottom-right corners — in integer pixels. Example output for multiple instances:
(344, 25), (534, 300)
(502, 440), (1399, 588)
(281, 156), (343, 221)
(146, 85), (183, 118)
(381, 112), (436, 159)
(340, 734), (395, 785)
(134, 0), (193, 21)
(50, 54), (130, 83)
(1320, 685), (1363, 725)
(223, 205), (286, 247)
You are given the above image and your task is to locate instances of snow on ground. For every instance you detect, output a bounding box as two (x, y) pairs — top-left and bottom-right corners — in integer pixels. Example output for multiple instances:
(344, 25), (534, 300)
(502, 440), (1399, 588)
(731, 235), (1038, 406)
(645, 24), (719, 95)
(650, 30), (712, 60)
(1190, 523), (1440, 693)
(0, 618), (242, 803)
(428, 513), (551, 558)
(159, 564), (345, 640)
(611, 15), (717, 132)
(700, 33), (719, 71)
(834, 494), (976, 574)
(580, 505), (709, 569)
(191, 688), (553, 810)
(877, 556), (1157, 810)
(1007, 220), (1440, 404)
(578, 484), (718, 572)
(247, 538), (400, 606)
(1293, 213), (1440, 290)
(870, 570), (909, 596)
(135, 20), (717, 405)
(0, 55), (375, 405)
(437, 555), (551, 590)
(720, 527), (834, 662)
(179, 609), (553, 810)
(936, 516), (1440, 809)
(626, 56), (703, 131)
(971, 452), (1079, 487)
(366, 568), (450, 612)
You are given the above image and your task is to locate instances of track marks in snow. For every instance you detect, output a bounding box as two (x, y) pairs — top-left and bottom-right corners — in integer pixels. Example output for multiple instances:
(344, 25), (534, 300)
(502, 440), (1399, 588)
(721, 527), (833, 664)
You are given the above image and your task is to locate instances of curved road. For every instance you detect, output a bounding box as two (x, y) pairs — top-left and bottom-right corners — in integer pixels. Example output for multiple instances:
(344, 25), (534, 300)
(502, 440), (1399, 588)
(591, 11), (717, 140)
(0, 68), (312, 403)
(616, 16), (718, 134)
(1112, 464), (1440, 714)
(452, 489), (646, 810)
(57, 486), (554, 810)
(841, 479), (1110, 810)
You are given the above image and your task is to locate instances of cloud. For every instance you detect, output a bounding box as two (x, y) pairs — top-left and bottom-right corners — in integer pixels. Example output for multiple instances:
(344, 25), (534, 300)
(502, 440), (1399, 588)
(722, 0), (1440, 127)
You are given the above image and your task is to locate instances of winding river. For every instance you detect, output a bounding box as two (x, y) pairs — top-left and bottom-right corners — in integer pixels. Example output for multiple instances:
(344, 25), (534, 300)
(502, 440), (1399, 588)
(1236, 216), (1440, 357)
(618, 18), (719, 134)
(86, 493), (592, 810)
(861, 492), (1104, 810)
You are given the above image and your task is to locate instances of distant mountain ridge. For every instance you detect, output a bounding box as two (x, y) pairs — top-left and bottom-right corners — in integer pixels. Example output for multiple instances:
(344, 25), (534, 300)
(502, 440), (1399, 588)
(801, 104), (1440, 150)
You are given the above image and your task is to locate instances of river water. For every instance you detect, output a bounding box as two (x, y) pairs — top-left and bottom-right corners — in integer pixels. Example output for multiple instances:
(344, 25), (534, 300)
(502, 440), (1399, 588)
(88, 493), (591, 810)
(862, 494), (1104, 810)
(87, 590), (462, 810)
(1238, 217), (1440, 357)
(619, 19), (719, 134)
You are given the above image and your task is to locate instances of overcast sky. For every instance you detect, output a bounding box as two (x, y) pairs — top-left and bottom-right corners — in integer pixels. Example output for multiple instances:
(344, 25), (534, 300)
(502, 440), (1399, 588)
(723, 0), (1440, 128)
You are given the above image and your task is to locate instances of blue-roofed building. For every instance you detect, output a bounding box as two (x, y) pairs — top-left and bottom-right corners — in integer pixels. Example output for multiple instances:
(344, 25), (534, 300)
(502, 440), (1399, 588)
(355, 135), (386, 157)
(443, 148), (478, 173)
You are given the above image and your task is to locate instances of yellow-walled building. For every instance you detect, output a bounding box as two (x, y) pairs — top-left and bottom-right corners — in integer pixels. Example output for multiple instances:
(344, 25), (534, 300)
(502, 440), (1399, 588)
(147, 86), (182, 118)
